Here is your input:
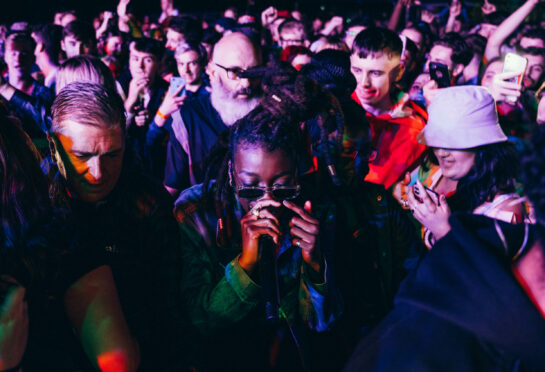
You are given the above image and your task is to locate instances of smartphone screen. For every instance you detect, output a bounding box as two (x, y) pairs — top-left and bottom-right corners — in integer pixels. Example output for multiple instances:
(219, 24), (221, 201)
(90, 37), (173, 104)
(503, 53), (527, 103)
(429, 62), (451, 88)
(169, 77), (186, 96)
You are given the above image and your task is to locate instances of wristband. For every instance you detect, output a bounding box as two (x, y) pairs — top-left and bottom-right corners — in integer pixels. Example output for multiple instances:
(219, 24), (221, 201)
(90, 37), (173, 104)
(156, 109), (170, 119)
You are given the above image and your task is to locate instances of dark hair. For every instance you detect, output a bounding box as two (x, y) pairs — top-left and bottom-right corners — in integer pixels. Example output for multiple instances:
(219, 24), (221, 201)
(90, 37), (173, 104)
(433, 32), (472, 66)
(522, 125), (545, 226)
(520, 28), (545, 46)
(202, 28), (221, 46)
(32, 24), (63, 64)
(51, 82), (125, 133)
(520, 46), (545, 58)
(203, 66), (344, 245)
(0, 113), (50, 250)
(5, 31), (36, 52)
(167, 16), (203, 43)
(465, 34), (487, 57)
(440, 142), (519, 212)
(482, 11), (507, 26)
(132, 37), (165, 60)
(352, 27), (402, 59)
(62, 20), (95, 43)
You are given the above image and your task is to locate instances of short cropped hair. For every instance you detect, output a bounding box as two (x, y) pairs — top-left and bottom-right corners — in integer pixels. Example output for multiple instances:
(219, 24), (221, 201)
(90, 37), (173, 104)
(62, 20), (95, 43)
(56, 55), (117, 94)
(278, 19), (307, 40)
(352, 27), (402, 59)
(32, 24), (63, 64)
(175, 40), (207, 64)
(132, 37), (164, 60)
(51, 82), (125, 133)
(5, 32), (36, 52)
(168, 16), (202, 43)
(433, 32), (472, 66)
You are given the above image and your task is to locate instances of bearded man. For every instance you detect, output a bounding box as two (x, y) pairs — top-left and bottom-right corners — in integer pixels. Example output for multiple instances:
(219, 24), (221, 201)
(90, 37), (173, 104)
(164, 32), (262, 197)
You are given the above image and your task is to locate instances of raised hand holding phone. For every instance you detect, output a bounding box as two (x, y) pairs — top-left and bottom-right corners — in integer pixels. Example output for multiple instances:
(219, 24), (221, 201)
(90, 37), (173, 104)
(155, 78), (187, 127)
(502, 53), (528, 103)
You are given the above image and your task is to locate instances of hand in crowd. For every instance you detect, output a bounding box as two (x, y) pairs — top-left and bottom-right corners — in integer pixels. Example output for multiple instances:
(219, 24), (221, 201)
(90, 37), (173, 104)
(125, 77), (149, 113)
(239, 199), (282, 274)
(284, 200), (322, 274)
(449, 0), (462, 19)
(0, 279), (28, 371)
(134, 109), (149, 127)
(481, 0), (497, 15)
(393, 172), (412, 209)
(421, 9), (436, 24)
(422, 79), (442, 106)
(155, 84), (186, 127)
(321, 16), (344, 36)
(537, 97), (545, 124)
(407, 181), (451, 242)
(261, 6), (278, 28)
(490, 71), (523, 104)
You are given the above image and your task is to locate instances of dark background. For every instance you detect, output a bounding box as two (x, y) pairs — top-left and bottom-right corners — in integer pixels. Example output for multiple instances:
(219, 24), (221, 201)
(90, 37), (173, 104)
(1, 0), (521, 26)
(0, 0), (424, 25)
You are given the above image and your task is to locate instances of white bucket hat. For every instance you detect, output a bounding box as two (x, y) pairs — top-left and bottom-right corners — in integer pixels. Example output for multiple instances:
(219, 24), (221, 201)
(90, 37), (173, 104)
(417, 86), (508, 149)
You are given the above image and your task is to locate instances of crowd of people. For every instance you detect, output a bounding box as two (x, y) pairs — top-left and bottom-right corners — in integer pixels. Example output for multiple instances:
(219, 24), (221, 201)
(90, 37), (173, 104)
(1, 0), (545, 371)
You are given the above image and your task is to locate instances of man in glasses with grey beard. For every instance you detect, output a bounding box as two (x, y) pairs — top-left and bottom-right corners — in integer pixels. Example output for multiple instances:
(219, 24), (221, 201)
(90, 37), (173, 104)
(164, 32), (262, 198)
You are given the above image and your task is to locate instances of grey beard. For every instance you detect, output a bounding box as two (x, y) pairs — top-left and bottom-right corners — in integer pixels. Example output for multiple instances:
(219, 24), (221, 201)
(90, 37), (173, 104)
(210, 81), (261, 126)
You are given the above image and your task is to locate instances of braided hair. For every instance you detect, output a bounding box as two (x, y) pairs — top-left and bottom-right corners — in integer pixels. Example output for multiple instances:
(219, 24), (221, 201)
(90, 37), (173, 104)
(203, 64), (345, 246)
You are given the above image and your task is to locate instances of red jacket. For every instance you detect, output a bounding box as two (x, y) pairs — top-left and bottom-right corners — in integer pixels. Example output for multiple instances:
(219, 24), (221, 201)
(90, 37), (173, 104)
(352, 92), (428, 189)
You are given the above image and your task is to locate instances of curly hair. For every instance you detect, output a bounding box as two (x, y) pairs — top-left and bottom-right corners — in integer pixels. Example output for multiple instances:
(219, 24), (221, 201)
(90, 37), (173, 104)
(438, 142), (519, 212)
(202, 64), (345, 246)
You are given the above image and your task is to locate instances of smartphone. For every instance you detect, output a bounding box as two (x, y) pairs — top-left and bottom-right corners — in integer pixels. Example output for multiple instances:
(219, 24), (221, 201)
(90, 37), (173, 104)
(169, 76), (186, 96)
(503, 53), (528, 103)
(429, 62), (451, 88)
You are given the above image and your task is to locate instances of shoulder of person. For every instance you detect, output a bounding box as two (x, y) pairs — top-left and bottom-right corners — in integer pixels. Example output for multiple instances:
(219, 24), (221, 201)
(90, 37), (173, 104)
(174, 182), (213, 223)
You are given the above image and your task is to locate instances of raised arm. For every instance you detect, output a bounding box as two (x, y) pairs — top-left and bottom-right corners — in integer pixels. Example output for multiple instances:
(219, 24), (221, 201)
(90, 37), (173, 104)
(484, 0), (541, 61)
(388, 0), (411, 31)
(64, 265), (140, 372)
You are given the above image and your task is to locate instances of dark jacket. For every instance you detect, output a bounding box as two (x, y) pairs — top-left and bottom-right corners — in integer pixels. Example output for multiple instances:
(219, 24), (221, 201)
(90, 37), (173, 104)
(345, 214), (545, 372)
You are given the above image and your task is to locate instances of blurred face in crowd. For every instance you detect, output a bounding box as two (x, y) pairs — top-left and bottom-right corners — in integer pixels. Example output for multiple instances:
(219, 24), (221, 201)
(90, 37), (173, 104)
(208, 33), (261, 125)
(279, 29), (306, 49)
(129, 43), (159, 84)
(232, 146), (297, 214)
(105, 36), (123, 56)
(4, 39), (34, 79)
(165, 28), (184, 51)
(433, 148), (475, 182)
(51, 121), (125, 203)
(176, 50), (203, 86)
(480, 60), (503, 90)
(62, 35), (93, 58)
(426, 44), (464, 79)
(400, 28), (423, 51)
(522, 53), (545, 90)
(344, 25), (366, 50)
(409, 72), (430, 100)
(350, 51), (403, 110)
(519, 37), (545, 50)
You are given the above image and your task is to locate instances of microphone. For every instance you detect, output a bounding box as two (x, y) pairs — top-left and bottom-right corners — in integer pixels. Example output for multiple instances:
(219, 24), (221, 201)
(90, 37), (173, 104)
(258, 235), (279, 323)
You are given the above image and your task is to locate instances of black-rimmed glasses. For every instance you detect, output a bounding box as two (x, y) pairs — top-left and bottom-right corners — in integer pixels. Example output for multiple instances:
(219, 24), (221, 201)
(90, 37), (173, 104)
(233, 184), (301, 201)
(214, 63), (248, 80)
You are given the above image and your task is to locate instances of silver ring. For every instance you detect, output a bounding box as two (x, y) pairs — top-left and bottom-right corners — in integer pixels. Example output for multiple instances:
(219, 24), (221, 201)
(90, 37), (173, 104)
(295, 239), (301, 248)
(251, 208), (260, 217)
(402, 199), (409, 208)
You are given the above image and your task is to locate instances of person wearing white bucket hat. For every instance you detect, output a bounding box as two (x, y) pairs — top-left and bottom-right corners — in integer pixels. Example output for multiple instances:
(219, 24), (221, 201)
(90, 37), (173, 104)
(406, 86), (529, 248)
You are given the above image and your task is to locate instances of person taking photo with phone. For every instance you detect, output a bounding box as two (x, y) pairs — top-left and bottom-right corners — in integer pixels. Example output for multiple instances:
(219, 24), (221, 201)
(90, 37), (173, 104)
(403, 86), (530, 249)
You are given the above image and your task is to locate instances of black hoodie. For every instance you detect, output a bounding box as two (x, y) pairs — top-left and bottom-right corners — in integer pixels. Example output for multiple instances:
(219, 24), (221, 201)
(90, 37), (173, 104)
(345, 213), (545, 372)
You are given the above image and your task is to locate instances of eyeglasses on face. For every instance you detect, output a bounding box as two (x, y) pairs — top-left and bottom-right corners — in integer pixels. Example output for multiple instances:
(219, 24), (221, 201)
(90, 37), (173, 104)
(233, 184), (301, 201)
(213, 62), (248, 80)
